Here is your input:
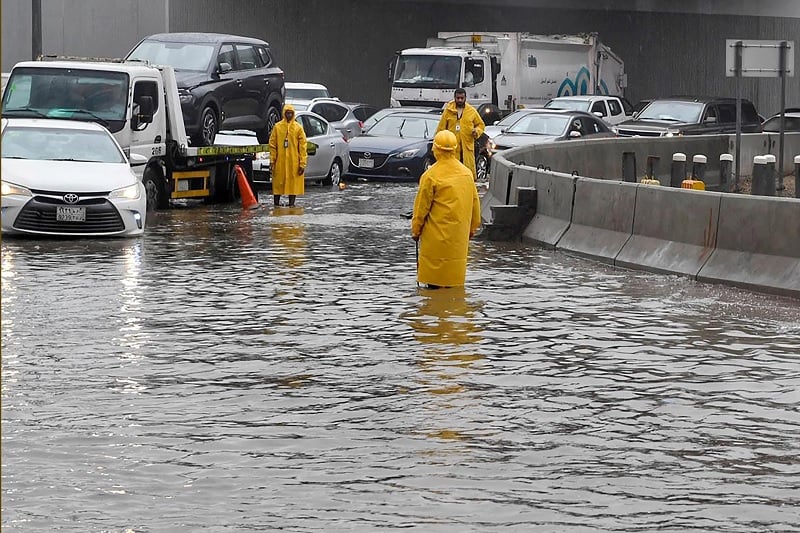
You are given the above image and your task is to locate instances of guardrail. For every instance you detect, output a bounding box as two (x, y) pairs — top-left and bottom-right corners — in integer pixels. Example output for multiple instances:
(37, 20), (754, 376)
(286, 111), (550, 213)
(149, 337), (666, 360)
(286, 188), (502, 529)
(482, 132), (800, 298)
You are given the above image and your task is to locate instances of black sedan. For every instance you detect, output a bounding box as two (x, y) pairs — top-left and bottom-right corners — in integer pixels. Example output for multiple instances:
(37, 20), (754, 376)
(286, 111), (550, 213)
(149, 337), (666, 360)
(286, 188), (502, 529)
(489, 109), (616, 154)
(344, 112), (440, 181)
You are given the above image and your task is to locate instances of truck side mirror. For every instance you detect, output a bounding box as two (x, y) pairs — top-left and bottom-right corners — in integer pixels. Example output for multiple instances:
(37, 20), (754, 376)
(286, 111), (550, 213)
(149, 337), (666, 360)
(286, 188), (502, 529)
(387, 57), (396, 83)
(132, 95), (154, 129)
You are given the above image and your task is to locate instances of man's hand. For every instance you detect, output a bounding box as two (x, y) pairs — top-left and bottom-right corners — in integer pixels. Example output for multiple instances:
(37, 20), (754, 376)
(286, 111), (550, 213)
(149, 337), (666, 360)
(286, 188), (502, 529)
(411, 234), (420, 242)
(298, 166), (305, 174)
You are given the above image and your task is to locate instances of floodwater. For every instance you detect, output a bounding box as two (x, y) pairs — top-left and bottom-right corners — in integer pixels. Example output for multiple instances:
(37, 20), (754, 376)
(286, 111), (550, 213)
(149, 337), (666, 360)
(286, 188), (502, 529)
(2, 182), (800, 532)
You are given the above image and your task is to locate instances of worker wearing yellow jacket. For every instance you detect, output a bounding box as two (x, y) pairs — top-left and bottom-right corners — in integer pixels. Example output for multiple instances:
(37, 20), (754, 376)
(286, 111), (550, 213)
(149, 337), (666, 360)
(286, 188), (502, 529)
(436, 88), (485, 181)
(411, 130), (481, 288)
(268, 104), (307, 207)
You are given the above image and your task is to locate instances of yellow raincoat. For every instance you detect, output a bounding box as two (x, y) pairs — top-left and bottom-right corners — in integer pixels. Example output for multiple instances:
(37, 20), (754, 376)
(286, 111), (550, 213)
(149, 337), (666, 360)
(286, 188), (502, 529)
(436, 101), (485, 181)
(411, 133), (481, 288)
(268, 104), (308, 196)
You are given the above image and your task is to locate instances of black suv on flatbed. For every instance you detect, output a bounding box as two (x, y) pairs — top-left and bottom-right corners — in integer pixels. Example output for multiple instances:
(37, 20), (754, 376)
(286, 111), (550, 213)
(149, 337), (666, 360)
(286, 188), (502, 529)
(127, 32), (285, 146)
(616, 96), (761, 137)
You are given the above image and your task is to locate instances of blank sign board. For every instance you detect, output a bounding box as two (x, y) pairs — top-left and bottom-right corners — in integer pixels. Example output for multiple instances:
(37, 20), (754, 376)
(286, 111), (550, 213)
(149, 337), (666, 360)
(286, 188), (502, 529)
(726, 39), (795, 77)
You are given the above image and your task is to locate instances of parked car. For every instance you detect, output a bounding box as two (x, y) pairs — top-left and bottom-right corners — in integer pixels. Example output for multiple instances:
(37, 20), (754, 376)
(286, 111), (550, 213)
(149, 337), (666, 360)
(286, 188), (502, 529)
(1, 72), (9, 95)
(616, 96), (762, 137)
(761, 108), (800, 132)
(216, 109), (349, 187)
(544, 95), (628, 125)
(344, 111), (440, 181)
(1, 118), (147, 237)
(306, 98), (365, 140)
(489, 109), (616, 153)
(285, 82), (331, 110)
(126, 32), (285, 146)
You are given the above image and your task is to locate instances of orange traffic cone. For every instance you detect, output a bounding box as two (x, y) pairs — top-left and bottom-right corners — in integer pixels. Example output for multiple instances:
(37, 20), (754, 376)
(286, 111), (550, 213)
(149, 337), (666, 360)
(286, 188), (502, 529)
(234, 165), (259, 210)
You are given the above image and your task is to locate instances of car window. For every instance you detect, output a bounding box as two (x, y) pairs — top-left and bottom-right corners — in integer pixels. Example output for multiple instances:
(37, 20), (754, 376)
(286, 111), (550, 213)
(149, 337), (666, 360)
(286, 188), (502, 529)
(352, 105), (378, 121)
(740, 102), (760, 124)
(581, 117), (604, 134)
(717, 104), (739, 123)
(590, 101), (607, 116)
(217, 44), (236, 70)
(256, 46), (273, 67)
(235, 44), (259, 70)
(465, 58), (484, 84)
(301, 115), (328, 137)
(703, 105), (719, 122)
(507, 114), (570, 135)
(608, 99), (623, 116)
(639, 101), (703, 122)
(312, 102), (347, 122)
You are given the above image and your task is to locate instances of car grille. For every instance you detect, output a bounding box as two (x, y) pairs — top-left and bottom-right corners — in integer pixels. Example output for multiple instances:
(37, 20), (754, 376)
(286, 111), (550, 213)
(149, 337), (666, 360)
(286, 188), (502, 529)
(14, 196), (125, 234)
(616, 128), (665, 137)
(349, 151), (388, 169)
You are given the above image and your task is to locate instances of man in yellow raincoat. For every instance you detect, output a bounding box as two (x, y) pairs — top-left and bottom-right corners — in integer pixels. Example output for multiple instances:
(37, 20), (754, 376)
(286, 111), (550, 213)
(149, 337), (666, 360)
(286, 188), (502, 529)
(411, 130), (481, 289)
(268, 104), (307, 207)
(436, 88), (485, 181)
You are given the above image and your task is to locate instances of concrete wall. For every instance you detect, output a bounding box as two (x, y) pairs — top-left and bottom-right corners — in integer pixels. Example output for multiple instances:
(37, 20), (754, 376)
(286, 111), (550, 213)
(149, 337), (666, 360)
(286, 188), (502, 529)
(3, 1), (799, 117)
(485, 134), (800, 298)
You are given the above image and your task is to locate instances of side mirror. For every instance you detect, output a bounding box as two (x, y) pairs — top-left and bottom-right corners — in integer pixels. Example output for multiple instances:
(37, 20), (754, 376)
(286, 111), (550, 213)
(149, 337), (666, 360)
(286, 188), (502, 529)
(129, 152), (149, 167)
(131, 96), (154, 129)
(218, 62), (232, 74)
(569, 130), (582, 138)
(306, 141), (318, 156)
(704, 116), (717, 124)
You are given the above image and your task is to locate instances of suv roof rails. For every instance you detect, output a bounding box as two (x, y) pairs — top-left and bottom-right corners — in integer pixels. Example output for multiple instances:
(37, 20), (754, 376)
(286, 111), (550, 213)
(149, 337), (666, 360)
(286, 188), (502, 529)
(38, 54), (127, 63)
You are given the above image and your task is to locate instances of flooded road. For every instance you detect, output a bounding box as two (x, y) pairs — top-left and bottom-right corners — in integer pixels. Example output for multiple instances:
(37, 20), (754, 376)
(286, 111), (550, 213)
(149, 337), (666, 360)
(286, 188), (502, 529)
(3, 182), (800, 532)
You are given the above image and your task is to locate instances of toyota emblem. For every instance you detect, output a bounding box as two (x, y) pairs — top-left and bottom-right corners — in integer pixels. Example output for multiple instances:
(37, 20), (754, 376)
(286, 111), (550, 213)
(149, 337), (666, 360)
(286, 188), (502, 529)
(364, 152), (372, 159)
(63, 193), (80, 204)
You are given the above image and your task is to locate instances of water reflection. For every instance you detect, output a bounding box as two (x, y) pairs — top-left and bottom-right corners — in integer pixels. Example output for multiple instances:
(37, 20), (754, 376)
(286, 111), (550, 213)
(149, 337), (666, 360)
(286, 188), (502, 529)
(403, 288), (485, 441)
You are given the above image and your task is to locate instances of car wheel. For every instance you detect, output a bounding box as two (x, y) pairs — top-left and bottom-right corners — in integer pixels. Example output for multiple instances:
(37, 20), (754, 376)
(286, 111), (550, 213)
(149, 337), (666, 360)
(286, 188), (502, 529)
(476, 154), (489, 183)
(322, 160), (342, 186)
(422, 157), (434, 173)
(192, 106), (218, 146)
(257, 105), (281, 144)
(143, 166), (168, 211)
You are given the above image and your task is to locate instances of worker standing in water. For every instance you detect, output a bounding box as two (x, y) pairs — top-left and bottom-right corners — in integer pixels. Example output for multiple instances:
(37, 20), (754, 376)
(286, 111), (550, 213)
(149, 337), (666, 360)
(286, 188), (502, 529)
(436, 88), (485, 181)
(268, 104), (307, 207)
(411, 130), (481, 289)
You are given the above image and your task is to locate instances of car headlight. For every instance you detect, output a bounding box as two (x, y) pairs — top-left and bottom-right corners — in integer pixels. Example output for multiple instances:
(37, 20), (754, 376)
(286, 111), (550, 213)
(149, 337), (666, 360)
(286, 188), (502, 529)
(664, 129), (682, 137)
(109, 183), (141, 200)
(394, 148), (419, 159)
(1, 180), (32, 197)
(178, 89), (194, 103)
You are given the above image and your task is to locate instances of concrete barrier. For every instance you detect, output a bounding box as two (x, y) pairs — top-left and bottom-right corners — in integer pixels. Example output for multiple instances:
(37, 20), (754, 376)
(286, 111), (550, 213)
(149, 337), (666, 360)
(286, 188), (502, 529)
(521, 172), (575, 248)
(616, 186), (720, 277)
(698, 195), (800, 298)
(556, 178), (636, 264)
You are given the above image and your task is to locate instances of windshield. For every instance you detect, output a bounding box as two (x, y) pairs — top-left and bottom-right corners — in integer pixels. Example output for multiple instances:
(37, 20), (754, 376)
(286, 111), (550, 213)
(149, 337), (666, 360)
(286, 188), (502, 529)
(506, 114), (570, 136)
(1, 68), (129, 132)
(393, 54), (461, 89)
(127, 40), (215, 72)
(366, 115), (438, 138)
(638, 101), (704, 122)
(545, 99), (590, 112)
(286, 87), (330, 100)
(2, 126), (126, 163)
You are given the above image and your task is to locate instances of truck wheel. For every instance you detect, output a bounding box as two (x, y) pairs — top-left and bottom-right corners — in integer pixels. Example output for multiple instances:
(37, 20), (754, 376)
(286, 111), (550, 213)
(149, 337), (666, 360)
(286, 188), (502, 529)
(192, 106), (218, 146)
(143, 166), (168, 211)
(322, 160), (342, 186)
(257, 105), (281, 144)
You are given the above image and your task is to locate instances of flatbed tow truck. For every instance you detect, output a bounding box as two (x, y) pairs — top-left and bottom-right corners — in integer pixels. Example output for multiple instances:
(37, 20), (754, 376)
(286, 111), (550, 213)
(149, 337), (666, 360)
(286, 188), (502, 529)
(1, 57), (271, 211)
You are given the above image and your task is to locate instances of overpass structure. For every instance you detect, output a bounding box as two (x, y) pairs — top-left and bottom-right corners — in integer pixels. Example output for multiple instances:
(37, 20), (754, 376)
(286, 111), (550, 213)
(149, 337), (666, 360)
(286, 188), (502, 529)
(2, 0), (799, 117)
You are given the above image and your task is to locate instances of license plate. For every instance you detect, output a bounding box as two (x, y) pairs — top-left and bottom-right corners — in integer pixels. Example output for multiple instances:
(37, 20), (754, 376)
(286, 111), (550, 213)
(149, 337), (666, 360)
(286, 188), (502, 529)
(56, 206), (86, 222)
(358, 158), (374, 168)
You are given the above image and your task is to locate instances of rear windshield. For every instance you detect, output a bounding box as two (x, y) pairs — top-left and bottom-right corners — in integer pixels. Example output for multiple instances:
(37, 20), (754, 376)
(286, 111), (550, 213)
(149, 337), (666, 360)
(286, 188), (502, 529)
(287, 87), (330, 100)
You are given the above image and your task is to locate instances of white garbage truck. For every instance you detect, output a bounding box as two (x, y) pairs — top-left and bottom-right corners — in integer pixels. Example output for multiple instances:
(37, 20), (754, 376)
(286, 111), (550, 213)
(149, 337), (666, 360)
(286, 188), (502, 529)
(1, 58), (267, 211)
(389, 32), (626, 116)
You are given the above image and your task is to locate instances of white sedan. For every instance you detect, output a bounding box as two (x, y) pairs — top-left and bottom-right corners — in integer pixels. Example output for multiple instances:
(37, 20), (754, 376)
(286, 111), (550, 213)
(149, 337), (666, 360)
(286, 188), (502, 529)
(1, 118), (146, 237)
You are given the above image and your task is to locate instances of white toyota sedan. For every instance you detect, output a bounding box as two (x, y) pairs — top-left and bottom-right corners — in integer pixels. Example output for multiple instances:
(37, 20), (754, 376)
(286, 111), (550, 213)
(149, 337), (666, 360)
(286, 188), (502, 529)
(1, 118), (146, 237)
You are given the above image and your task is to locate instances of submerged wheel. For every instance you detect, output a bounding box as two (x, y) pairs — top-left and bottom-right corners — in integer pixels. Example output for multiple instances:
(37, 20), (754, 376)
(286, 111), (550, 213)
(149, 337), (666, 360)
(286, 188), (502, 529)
(192, 106), (218, 146)
(143, 166), (168, 211)
(323, 160), (342, 186)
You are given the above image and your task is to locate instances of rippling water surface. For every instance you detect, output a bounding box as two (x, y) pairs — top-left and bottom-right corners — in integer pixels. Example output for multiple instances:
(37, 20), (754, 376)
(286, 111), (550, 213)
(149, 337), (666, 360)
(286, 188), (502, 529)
(3, 183), (800, 532)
